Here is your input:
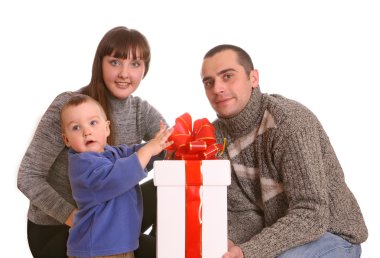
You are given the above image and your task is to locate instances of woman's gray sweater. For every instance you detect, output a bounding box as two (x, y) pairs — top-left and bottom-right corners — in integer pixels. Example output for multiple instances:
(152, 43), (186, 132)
(18, 90), (165, 225)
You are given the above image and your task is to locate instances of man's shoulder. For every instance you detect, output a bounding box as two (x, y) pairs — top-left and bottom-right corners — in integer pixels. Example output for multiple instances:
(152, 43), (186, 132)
(264, 93), (320, 130)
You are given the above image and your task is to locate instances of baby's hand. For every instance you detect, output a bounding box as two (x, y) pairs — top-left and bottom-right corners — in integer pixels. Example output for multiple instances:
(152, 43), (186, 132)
(148, 121), (174, 156)
(136, 121), (174, 169)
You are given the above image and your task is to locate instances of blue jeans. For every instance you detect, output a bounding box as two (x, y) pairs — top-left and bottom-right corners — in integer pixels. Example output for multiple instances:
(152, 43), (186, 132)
(276, 232), (362, 258)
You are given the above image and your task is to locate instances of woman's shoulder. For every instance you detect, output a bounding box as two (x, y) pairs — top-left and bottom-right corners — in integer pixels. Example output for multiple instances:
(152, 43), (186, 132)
(51, 90), (86, 107)
(55, 90), (84, 101)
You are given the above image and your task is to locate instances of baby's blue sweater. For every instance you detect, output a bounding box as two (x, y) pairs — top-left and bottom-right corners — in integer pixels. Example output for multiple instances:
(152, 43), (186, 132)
(67, 144), (147, 257)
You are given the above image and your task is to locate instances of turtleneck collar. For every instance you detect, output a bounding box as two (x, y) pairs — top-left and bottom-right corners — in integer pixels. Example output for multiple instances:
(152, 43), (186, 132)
(216, 87), (263, 136)
(107, 92), (131, 113)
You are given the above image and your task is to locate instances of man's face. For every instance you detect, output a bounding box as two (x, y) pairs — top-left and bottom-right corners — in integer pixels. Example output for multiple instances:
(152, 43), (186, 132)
(201, 49), (259, 118)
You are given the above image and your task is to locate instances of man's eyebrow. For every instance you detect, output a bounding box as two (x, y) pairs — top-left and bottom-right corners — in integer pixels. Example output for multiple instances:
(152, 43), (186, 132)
(217, 68), (236, 76)
(202, 68), (237, 83)
(202, 76), (212, 83)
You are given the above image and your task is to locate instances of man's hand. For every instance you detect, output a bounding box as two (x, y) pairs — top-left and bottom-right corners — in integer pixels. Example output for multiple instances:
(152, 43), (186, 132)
(222, 240), (244, 258)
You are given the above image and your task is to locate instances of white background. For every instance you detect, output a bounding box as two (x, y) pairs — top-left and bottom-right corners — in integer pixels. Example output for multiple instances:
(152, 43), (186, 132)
(1, 0), (379, 257)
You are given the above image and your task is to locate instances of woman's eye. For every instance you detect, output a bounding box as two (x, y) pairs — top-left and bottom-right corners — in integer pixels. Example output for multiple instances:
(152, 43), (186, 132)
(131, 61), (141, 68)
(110, 60), (120, 66)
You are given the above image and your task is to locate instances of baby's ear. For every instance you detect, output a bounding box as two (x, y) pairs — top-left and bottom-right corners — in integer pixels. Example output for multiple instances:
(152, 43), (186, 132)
(62, 133), (70, 147)
(105, 120), (111, 137)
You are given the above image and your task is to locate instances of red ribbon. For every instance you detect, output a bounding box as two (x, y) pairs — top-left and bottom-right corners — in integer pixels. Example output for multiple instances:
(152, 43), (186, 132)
(166, 113), (225, 257)
(166, 113), (223, 160)
(185, 160), (203, 258)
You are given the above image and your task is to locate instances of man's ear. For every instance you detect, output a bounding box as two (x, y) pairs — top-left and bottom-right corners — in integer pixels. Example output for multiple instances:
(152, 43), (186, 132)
(250, 69), (259, 89)
(62, 133), (70, 147)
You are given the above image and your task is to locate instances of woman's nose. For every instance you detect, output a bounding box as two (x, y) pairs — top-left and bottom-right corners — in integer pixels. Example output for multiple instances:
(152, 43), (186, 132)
(118, 65), (129, 79)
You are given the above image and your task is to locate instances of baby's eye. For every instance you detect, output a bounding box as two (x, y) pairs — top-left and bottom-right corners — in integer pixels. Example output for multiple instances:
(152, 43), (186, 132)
(90, 120), (98, 126)
(72, 125), (80, 131)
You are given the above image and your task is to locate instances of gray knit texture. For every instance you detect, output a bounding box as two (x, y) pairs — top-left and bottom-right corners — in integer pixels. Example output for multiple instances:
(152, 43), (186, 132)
(213, 87), (368, 258)
(18, 90), (166, 225)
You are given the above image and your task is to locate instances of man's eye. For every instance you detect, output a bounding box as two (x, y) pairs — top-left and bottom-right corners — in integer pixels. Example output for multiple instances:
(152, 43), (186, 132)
(204, 81), (213, 89)
(223, 74), (232, 79)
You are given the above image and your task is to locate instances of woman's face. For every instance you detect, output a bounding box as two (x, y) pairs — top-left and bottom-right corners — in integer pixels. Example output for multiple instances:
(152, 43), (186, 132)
(102, 51), (145, 100)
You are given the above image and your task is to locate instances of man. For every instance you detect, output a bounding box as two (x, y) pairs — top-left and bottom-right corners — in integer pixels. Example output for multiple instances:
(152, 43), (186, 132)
(200, 44), (367, 258)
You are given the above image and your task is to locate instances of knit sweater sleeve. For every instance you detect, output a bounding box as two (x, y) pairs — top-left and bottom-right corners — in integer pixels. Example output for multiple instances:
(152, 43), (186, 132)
(240, 117), (329, 257)
(17, 91), (78, 224)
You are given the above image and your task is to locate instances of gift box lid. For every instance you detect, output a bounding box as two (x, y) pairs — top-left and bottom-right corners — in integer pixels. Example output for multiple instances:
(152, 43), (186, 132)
(153, 160), (231, 186)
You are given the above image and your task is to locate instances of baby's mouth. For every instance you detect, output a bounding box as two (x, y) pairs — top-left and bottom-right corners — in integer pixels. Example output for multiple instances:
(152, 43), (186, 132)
(85, 140), (95, 145)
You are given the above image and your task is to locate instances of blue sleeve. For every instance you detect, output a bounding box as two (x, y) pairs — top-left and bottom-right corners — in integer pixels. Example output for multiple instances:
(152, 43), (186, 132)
(68, 151), (147, 209)
(116, 144), (166, 171)
(114, 144), (143, 157)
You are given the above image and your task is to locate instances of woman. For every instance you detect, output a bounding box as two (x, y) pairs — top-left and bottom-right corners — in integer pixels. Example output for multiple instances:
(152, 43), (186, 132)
(18, 26), (162, 258)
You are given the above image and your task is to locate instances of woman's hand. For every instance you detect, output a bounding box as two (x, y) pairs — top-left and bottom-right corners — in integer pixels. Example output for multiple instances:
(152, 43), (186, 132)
(65, 208), (77, 227)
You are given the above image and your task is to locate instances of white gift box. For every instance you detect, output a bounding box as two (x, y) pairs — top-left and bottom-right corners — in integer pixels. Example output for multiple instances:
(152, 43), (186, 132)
(154, 160), (231, 258)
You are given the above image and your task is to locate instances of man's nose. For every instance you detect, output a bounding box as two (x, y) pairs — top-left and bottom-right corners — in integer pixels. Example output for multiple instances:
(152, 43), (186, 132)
(213, 80), (225, 93)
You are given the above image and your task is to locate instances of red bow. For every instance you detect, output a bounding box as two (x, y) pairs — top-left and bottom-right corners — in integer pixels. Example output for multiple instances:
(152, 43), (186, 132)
(166, 113), (224, 160)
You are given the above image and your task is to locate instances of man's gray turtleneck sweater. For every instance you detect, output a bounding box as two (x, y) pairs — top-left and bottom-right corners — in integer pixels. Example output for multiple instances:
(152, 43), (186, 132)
(213, 87), (367, 257)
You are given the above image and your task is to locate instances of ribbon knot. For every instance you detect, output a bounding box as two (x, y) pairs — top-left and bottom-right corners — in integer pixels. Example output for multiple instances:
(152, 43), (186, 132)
(166, 113), (224, 160)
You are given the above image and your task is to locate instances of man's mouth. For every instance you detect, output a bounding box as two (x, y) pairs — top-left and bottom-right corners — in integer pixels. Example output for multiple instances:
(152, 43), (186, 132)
(215, 97), (232, 104)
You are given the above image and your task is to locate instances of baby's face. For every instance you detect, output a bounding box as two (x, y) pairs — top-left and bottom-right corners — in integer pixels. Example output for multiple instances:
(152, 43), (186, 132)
(61, 101), (110, 153)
